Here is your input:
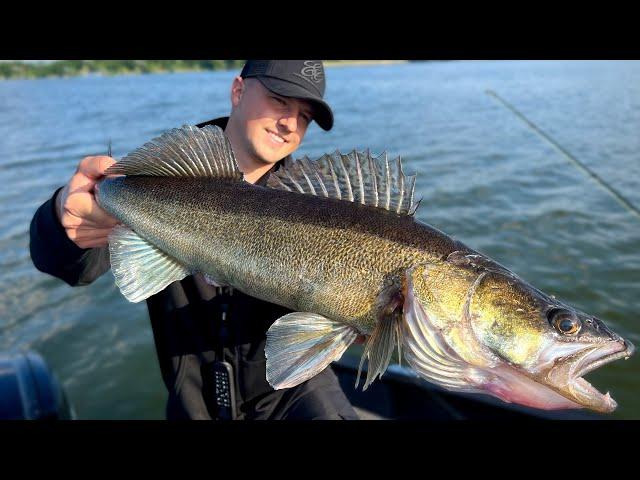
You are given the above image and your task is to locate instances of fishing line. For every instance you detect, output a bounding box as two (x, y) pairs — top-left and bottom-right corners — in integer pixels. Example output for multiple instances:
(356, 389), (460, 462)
(486, 90), (640, 221)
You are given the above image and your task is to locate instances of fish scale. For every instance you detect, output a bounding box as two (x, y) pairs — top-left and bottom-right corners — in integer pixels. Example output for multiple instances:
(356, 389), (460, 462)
(95, 125), (634, 412)
(98, 174), (452, 330)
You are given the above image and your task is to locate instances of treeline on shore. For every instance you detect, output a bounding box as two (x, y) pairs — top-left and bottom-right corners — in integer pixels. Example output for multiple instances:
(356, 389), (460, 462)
(0, 60), (246, 80)
(0, 60), (413, 80)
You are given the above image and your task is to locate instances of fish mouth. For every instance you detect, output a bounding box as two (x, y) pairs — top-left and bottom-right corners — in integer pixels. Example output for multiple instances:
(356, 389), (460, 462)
(548, 339), (635, 413)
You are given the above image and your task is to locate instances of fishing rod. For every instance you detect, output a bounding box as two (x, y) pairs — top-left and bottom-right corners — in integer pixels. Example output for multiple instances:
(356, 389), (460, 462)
(486, 90), (640, 221)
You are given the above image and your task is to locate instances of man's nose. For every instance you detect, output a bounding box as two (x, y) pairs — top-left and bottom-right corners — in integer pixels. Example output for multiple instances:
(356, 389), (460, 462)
(278, 114), (297, 133)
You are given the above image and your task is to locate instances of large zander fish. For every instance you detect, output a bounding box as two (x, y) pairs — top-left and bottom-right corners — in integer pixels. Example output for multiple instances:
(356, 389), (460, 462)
(96, 125), (634, 413)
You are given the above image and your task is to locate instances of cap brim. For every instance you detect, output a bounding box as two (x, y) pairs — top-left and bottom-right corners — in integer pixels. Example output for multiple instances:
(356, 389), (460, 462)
(256, 76), (334, 131)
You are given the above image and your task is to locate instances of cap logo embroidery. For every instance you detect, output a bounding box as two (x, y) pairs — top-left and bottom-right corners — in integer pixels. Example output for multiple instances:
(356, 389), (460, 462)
(293, 61), (324, 85)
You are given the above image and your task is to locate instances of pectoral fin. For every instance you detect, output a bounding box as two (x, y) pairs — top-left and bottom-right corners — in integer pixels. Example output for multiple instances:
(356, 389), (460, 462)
(356, 312), (403, 391)
(265, 312), (359, 390)
(401, 265), (488, 393)
(109, 225), (190, 303)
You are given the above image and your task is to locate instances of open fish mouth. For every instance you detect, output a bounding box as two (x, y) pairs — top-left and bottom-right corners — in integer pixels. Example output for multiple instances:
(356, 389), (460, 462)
(542, 337), (635, 413)
(560, 339), (635, 412)
(478, 338), (635, 413)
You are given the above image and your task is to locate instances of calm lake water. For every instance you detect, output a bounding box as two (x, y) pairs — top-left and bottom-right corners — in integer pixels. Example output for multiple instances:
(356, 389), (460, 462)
(1, 60), (638, 419)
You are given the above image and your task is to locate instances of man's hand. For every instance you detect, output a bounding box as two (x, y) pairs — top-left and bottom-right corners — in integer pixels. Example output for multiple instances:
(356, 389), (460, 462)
(55, 155), (118, 249)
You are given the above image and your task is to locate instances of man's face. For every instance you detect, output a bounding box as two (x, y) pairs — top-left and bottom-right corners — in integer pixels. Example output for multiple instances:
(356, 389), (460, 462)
(230, 77), (314, 165)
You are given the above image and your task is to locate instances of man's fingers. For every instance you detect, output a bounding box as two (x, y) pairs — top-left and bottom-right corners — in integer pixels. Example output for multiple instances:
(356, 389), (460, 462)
(64, 191), (118, 227)
(74, 225), (117, 233)
(66, 227), (115, 240)
(68, 172), (98, 194)
(57, 155), (117, 224)
(61, 211), (116, 229)
(74, 237), (110, 249)
(64, 223), (112, 248)
(77, 156), (116, 180)
(69, 156), (116, 194)
(61, 206), (118, 229)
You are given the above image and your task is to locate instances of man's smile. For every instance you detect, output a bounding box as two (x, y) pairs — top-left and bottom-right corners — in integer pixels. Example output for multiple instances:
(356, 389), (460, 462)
(267, 129), (286, 145)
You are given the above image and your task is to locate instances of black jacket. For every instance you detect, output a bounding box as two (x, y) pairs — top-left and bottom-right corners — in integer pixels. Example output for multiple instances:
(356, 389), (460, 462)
(29, 117), (358, 420)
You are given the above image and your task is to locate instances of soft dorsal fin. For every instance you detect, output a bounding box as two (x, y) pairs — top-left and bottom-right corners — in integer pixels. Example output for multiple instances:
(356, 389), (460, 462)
(105, 125), (243, 180)
(267, 150), (420, 216)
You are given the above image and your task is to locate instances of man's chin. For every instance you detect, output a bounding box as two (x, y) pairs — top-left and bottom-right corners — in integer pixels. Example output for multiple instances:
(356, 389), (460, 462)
(256, 147), (292, 164)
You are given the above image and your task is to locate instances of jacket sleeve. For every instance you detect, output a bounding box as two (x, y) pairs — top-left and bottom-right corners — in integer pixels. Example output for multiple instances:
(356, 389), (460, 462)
(29, 187), (110, 286)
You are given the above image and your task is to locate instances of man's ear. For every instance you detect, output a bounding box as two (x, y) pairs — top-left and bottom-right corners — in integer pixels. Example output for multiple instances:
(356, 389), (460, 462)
(230, 76), (245, 108)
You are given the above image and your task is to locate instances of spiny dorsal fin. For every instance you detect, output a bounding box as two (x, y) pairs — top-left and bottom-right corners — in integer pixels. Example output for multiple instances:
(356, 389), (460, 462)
(267, 150), (420, 216)
(105, 125), (243, 180)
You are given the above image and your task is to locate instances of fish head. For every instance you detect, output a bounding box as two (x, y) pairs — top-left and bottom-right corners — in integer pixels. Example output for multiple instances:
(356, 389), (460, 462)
(467, 268), (635, 413)
(403, 256), (634, 413)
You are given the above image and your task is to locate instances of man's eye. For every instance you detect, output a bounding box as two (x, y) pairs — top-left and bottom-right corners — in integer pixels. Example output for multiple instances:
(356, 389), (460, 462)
(272, 96), (286, 105)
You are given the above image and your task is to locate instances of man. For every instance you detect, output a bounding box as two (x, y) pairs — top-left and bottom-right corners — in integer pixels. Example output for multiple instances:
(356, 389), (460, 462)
(30, 60), (359, 420)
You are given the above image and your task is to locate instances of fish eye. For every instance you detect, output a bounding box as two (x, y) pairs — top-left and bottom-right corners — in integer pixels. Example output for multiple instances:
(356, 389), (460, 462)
(548, 309), (581, 335)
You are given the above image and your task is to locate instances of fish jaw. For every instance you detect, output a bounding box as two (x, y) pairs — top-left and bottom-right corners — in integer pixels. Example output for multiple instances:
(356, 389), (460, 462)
(479, 338), (635, 413)
(479, 364), (587, 410)
(539, 338), (635, 413)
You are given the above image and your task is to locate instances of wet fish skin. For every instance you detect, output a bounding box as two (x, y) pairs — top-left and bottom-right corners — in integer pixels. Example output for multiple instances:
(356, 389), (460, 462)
(97, 174), (456, 331)
(95, 125), (634, 413)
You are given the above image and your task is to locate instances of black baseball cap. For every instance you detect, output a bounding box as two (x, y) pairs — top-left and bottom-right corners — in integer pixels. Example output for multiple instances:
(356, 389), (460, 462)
(240, 60), (334, 131)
